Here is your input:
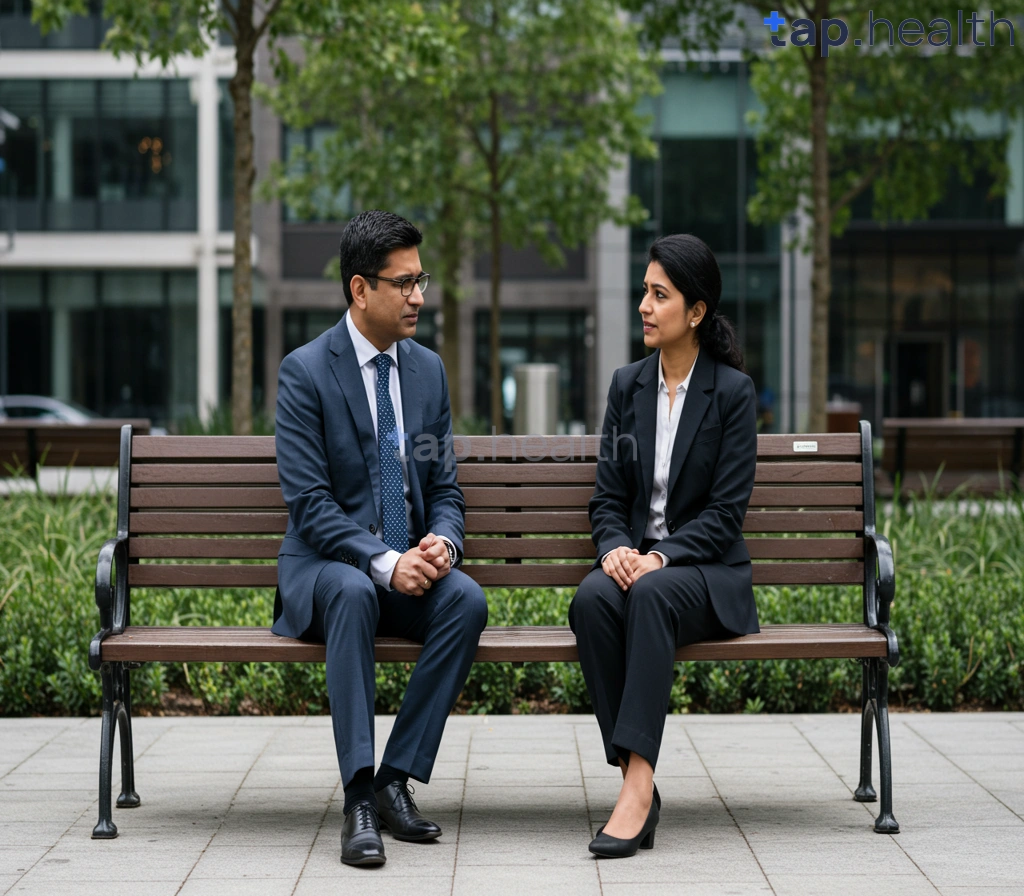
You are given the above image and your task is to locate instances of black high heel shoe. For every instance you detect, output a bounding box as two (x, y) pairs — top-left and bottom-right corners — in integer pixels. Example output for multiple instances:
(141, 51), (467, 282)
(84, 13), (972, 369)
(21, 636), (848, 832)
(588, 797), (659, 858)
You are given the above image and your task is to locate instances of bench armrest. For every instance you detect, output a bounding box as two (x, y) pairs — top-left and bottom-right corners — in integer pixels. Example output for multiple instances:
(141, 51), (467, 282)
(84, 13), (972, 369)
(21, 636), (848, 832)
(89, 536), (128, 671)
(864, 530), (899, 667)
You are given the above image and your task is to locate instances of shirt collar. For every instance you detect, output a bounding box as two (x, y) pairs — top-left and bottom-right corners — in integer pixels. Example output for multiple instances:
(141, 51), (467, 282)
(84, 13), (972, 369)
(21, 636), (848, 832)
(345, 310), (399, 371)
(658, 348), (698, 394)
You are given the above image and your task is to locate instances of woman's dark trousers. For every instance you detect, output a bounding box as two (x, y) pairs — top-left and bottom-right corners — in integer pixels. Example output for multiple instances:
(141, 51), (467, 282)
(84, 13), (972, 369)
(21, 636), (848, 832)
(569, 562), (730, 770)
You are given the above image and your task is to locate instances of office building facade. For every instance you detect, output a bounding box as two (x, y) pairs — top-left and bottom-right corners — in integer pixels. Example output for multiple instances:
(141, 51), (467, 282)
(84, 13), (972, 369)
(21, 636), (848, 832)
(2, 6), (1022, 433)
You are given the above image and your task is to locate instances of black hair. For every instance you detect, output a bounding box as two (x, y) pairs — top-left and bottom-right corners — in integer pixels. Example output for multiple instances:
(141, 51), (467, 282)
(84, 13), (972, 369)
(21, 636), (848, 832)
(647, 233), (746, 373)
(338, 210), (423, 306)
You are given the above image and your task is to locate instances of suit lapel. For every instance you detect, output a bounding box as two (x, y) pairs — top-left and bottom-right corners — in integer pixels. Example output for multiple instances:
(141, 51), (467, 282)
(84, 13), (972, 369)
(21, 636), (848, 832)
(667, 349), (715, 495)
(328, 314), (382, 514)
(632, 352), (659, 510)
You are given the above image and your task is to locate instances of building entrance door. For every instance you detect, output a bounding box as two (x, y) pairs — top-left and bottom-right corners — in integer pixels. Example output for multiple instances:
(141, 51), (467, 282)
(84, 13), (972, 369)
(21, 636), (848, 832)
(892, 336), (946, 418)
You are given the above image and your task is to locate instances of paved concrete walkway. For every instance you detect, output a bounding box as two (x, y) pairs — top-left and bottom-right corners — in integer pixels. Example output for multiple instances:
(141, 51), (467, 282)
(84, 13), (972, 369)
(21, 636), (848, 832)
(2, 713), (1023, 895)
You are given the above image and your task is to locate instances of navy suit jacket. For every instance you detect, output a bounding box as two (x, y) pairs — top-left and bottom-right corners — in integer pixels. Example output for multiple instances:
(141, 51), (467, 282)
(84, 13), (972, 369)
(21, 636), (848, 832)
(272, 312), (465, 639)
(589, 349), (760, 635)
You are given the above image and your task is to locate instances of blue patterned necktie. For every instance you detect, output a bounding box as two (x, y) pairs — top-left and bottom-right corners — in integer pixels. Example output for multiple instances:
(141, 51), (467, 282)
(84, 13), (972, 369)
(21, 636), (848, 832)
(374, 353), (408, 553)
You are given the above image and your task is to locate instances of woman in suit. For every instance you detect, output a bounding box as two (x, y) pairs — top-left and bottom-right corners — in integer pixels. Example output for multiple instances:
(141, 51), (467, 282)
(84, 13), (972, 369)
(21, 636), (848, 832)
(570, 233), (759, 858)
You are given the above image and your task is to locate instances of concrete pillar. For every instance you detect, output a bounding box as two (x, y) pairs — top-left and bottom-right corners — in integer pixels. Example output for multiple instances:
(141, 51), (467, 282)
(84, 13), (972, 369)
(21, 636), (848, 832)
(779, 211), (813, 433)
(594, 161), (630, 430)
(51, 307), (71, 401)
(195, 46), (220, 423)
(51, 116), (73, 229)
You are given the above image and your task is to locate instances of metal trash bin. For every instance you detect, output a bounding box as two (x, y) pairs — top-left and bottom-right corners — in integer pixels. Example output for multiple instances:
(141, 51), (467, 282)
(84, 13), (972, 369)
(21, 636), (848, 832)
(513, 363), (559, 434)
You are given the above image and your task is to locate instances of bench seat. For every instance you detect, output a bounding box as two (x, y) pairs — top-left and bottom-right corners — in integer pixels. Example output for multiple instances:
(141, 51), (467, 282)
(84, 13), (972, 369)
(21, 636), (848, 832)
(102, 623), (890, 664)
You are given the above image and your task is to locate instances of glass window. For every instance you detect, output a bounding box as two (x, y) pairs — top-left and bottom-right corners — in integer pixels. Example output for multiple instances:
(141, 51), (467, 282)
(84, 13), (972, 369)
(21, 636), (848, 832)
(0, 0), (106, 49)
(219, 80), (234, 232)
(0, 270), (204, 427)
(0, 79), (198, 231)
(630, 138), (773, 256)
(281, 124), (354, 223)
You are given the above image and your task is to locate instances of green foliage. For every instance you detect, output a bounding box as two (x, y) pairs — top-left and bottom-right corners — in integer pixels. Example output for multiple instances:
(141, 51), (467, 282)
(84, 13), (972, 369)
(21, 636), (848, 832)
(174, 404), (276, 436)
(263, 0), (660, 263)
(2, 488), (1023, 716)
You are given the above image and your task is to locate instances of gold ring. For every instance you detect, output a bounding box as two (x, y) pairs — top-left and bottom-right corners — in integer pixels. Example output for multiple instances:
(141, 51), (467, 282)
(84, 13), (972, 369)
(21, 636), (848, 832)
(423, 578), (430, 588)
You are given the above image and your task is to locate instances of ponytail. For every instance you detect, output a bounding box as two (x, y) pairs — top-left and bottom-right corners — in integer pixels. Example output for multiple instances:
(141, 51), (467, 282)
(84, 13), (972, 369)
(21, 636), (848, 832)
(700, 311), (746, 373)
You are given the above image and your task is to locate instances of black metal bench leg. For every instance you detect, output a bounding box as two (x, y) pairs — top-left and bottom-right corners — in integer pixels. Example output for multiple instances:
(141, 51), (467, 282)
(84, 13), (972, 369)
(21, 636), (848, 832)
(92, 663), (118, 839)
(872, 661), (899, 833)
(115, 664), (140, 809)
(854, 661), (877, 803)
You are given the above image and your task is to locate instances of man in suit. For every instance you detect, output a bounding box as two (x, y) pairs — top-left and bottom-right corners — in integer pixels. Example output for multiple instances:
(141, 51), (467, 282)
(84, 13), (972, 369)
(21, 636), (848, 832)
(273, 209), (488, 867)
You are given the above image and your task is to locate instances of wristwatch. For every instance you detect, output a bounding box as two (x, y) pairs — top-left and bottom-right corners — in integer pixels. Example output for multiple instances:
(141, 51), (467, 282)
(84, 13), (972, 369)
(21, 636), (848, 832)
(441, 537), (457, 568)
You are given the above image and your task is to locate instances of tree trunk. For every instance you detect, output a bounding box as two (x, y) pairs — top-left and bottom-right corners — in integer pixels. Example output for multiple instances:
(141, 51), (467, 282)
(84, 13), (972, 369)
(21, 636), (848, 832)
(488, 200), (503, 432)
(229, 0), (256, 435)
(438, 197), (462, 422)
(807, 21), (831, 435)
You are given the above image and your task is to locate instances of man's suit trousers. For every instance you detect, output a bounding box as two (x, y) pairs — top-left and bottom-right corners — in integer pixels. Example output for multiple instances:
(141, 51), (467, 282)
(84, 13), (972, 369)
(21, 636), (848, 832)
(297, 558), (488, 788)
(568, 559), (735, 770)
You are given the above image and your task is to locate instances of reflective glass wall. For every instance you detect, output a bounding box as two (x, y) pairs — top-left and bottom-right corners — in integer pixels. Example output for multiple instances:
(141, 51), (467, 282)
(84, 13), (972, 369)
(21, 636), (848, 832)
(0, 79), (199, 231)
(629, 64), (782, 431)
(1, 270), (198, 424)
(830, 229), (1024, 425)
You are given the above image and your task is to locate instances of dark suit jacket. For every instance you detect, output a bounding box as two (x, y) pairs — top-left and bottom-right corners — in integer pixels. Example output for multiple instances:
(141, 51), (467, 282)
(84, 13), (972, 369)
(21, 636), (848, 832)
(272, 312), (465, 639)
(589, 349), (759, 635)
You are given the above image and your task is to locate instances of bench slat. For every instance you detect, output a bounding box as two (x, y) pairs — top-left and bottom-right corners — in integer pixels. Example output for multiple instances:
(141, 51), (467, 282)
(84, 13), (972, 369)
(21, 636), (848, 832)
(130, 538), (282, 559)
(753, 462), (862, 483)
(458, 464), (599, 484)
(743, 511), (863, 533)
(125, 535), (866, 562)
(131, 488), (287, 509)
(463, 487), (593, 507)
(127, 560), (865, 589)
(126, 509), (865, 537)
(132, 464), (281, 484)
(100, 623), (888, 663)
(131, 512), (290, 534)
(746, 538), (864, 559)
(132, 436), (277, 459)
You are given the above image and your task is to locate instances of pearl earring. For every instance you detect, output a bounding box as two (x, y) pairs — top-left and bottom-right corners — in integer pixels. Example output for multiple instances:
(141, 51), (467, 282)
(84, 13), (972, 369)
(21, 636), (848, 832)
(690, 322), (696, 328)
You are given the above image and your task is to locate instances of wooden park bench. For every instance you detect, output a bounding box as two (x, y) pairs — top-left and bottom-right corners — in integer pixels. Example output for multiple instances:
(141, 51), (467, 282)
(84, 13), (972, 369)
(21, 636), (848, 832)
(89, 422), (900, 839)
(0, 420), (150, 479)
(881, 417), (1024, 497)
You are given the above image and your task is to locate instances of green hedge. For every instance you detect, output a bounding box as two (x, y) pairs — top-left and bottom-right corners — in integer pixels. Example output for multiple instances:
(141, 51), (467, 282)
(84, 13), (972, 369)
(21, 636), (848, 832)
(1, 484), (1022, 716)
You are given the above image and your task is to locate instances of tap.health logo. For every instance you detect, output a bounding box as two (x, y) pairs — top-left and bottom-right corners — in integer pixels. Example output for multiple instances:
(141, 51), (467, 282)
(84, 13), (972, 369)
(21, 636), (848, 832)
(763, 9), (1016, 56)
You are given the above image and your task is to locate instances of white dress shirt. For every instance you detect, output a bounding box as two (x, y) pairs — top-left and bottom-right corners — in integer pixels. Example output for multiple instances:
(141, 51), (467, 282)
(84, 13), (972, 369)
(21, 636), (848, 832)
(344, 312), (419, 589)
(643, 350), (698, 566)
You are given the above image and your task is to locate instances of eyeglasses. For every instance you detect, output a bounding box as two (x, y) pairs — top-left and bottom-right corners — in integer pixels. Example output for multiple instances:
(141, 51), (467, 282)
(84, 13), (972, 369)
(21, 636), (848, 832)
(364, 272), (430, 297)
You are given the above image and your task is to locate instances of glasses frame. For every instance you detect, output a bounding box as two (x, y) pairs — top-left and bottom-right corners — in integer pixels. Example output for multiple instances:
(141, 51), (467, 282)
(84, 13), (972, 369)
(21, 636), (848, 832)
(364, 272), (430, 298)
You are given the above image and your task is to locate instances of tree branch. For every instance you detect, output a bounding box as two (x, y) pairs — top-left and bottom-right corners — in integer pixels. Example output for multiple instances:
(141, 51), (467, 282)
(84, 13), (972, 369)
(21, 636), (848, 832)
(466, 117), (491, 164)
(254, 0), (286, 42)
(830, 136), (901, 216)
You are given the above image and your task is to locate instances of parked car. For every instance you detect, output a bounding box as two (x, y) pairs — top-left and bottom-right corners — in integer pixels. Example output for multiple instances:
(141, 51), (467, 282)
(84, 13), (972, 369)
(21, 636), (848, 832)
(0, 395), (167, 434)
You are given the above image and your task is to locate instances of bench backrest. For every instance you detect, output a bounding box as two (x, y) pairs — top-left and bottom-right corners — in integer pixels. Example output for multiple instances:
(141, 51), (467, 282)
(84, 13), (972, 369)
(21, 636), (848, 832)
(0, 420), (151, 477)
(882, 418), (1024, 476)
(121, 427), (875, 597)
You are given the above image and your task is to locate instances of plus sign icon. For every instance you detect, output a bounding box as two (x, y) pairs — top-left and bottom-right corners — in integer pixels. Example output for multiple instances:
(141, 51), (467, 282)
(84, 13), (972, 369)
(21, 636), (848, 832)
(764, 10), (788, 47)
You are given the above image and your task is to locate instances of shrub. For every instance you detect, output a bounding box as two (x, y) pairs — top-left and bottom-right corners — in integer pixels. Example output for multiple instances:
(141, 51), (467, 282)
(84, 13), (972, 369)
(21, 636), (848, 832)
(1, 487), (1022, 716)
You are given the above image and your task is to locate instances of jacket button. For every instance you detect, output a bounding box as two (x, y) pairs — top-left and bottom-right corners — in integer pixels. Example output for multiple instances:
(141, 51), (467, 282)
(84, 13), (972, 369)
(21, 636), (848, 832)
(369, 524), (376, 534)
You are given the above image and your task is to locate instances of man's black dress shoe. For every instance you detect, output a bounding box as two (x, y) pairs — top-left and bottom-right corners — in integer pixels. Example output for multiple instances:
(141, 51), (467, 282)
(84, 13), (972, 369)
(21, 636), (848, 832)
(341, 801), (386, 866)
(376, 781), (442, 842)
